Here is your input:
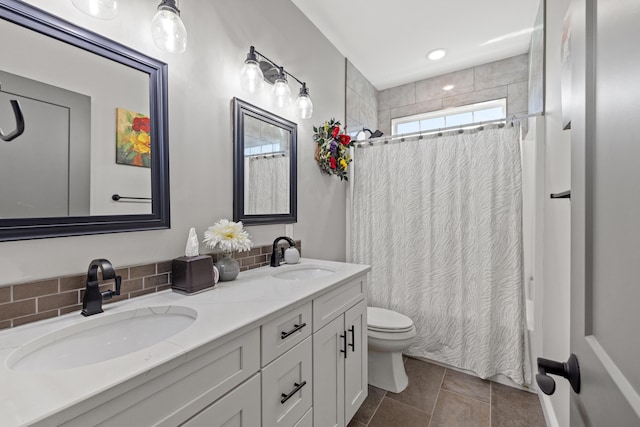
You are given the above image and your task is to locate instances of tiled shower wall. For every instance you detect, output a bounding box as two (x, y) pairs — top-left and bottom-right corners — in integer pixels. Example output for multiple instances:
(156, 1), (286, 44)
(0, 241), (300, 330)
(377, 53), (530, 136)
(346, 59), (379, 133)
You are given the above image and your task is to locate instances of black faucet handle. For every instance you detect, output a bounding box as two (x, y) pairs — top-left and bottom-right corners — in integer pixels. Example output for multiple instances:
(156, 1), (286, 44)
(114, 275), (121, 296)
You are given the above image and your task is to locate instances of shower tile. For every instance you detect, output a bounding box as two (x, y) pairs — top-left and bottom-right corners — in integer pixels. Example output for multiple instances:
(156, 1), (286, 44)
(442, 86), (508, 110)
(386, 357), (444, 413)
(379, 82), (416, 110)
(441, 369), (490, 403)
(507, 82), (529, 116)
(474, 54), (528, 91)
(368, 397), (430, 427)
(415, 68), (475, 103)
(490, 382), (546, 427)
(351, 385), (387, 425)
(377, 109), (391, 136)
(430, 390), (490, 427)
(390, 99), (443, 122)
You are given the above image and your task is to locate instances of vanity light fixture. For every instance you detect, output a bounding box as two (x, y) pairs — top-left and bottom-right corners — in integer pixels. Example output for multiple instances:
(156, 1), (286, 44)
(240, 46), (314, 119)
(151, 0), (188, 54)
(427, 48), (447, 61)
(71, 0), (118, 20)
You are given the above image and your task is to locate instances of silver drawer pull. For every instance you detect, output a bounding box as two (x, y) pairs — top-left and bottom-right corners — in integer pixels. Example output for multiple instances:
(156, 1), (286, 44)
(280, 381), (307, 404)
(281, 322), (307, 339)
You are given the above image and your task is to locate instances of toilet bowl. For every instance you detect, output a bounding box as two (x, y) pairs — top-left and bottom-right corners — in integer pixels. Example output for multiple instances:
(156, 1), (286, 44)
(367, 307), (416, 393)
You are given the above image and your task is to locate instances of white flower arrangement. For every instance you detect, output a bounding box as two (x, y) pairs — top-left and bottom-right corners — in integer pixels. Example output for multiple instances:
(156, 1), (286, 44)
(203, 219), (252, 253)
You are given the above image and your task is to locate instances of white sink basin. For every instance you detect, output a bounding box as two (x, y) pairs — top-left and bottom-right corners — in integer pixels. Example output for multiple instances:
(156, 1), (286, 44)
(7, 306), (196, 371)
(273, 266), (335, 281)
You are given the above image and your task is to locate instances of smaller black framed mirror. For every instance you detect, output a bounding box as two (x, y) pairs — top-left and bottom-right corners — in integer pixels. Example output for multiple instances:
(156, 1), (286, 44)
(233, 98), (297, 225)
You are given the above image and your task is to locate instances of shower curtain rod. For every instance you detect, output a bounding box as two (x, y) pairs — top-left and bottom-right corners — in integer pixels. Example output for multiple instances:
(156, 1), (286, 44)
(355, 112), (543, 146)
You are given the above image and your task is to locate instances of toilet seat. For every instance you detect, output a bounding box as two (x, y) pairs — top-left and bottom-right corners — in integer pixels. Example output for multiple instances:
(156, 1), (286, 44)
(367, 307), (414, 333)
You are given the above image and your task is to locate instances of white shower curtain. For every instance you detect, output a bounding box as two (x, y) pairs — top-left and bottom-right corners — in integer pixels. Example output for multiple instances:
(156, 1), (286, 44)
(245, 155), (289, 214)
(351, 125), (530, 384)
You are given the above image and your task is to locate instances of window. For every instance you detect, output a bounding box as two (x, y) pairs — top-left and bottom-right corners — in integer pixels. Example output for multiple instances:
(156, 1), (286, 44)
(391, 99), (507, 135)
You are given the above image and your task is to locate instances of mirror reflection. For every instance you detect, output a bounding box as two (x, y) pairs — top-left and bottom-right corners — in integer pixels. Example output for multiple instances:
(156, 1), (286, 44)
(0, 15), (151, 219)
(233, 98), (297, 225)
(243, 115), (290, 215)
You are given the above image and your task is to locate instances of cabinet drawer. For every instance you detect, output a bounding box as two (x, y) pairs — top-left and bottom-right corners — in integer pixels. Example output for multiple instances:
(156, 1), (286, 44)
(262, 301), (312, 366)
(181, 373), (261, 427)
(262, 337), (312, 427)
(313, 275), (367, 332)
(293, 408), (313, 427)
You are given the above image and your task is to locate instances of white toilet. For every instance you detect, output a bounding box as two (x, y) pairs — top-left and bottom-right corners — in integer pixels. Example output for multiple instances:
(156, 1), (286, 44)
(367, 307), (416, 393)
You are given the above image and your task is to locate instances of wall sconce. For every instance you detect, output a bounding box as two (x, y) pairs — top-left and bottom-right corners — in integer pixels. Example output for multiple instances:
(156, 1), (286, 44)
(71, 0), (118, 20)
(151, 0), (188, 54)
(240, 46), (313, 119)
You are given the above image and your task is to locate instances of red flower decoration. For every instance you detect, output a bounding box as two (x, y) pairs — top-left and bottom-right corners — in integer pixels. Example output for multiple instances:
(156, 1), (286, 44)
(132, 117), (151, 133)
(340, 134), (351, 145)
(330, 157), (337, 169)
(332, 126), (340, 138)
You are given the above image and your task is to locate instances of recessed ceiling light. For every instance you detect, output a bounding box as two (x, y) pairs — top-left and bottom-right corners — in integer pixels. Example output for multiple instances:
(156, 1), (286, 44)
(427, 48), (447, 61)
(443, 85), (455, 91)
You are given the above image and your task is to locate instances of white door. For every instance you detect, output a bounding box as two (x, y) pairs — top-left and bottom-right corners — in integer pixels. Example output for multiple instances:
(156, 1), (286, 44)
(562, 0), (640, 425)
(313, 315), (345, 427)
(344, 299), (367, 424)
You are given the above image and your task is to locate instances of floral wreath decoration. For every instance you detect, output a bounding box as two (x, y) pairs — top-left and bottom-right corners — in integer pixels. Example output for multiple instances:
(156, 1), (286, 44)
(313, 118), (354, 181)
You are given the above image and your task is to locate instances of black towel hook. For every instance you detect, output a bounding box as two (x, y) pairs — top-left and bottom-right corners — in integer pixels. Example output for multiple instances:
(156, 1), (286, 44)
(0, 99), (25, 142)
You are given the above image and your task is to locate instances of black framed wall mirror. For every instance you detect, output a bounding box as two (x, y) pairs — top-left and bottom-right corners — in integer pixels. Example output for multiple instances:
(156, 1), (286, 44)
(233, 98), (297, 225)
(0, 0), (170, 241)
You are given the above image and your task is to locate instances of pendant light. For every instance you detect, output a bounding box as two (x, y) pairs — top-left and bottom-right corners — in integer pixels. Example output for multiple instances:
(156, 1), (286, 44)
(240, 46), (265, 94)
(295, 83), (313, 119)
(273, 67), (292, 108)
(151, 0), (188, 54)
(71, 0), (118, 19)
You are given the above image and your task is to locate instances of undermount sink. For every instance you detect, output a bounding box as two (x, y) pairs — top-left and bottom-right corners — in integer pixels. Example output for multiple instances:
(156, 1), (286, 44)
(7, 306), (196, 371)
(273, 266), (335, 281)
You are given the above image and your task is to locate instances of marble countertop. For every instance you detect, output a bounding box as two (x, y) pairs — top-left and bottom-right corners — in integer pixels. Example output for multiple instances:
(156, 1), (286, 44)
(0, 258), (370, 426)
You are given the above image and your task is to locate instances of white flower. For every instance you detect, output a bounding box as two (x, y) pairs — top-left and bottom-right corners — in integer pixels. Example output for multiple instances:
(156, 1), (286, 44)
(203, 219), (252, 253)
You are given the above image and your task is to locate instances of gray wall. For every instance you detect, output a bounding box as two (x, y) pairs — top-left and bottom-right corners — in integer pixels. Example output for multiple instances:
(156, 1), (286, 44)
(0, 0), (346, 286)
(377, 54), (530, 136)
(346, 59), (378, 133)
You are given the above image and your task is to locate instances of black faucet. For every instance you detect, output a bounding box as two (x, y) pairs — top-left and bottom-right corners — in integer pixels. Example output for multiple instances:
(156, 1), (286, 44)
(270, 236), (296, 267)
(81, 259), (122, 316)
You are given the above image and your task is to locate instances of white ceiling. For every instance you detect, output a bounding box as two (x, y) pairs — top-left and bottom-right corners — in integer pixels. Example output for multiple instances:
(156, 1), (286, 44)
(291, 0), (542, 90)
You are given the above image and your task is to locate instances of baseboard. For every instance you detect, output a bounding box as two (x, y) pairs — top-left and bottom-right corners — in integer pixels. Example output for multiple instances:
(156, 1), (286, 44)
(539, 393), (560, 427)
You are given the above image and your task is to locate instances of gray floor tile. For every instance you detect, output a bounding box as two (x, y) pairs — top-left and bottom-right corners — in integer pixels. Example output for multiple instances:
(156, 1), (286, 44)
(490, 382), (546, 427)
(441, 369), (491, 404)
(429, 389), (490, 427)
(347, 420), (367, 427)
(387, 358), (445, 413)
(368, 397), (430, 427)
(351, 385), (387, 425)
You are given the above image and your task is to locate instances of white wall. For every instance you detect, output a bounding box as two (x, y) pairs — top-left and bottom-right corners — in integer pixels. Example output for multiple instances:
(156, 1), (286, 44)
(542, 0), (572, 425)
(0, 0), (347, 286)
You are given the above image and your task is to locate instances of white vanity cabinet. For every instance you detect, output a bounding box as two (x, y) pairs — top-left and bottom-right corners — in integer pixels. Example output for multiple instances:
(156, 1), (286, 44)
(4, 261), (370, 427)
(312, 277), (368, 427)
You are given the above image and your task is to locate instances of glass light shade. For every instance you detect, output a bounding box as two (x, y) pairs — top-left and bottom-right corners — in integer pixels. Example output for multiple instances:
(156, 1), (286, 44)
(71, 0), (118, 19)
(295, 93), (313, 119)
(273, 79), (292, 108)
(240, 60), (265, 93)
(151, 8), (188, 54)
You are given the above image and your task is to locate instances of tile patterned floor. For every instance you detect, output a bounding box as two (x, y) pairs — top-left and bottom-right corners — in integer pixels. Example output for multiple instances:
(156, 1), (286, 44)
(348, 357), (546, 427)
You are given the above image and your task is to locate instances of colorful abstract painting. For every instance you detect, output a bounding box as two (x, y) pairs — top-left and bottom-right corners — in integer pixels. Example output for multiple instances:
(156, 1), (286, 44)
(116, 107), (151, 168)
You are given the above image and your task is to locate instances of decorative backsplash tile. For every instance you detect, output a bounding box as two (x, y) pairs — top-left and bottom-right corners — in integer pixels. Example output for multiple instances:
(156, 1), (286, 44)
(0, 240), (301, 330)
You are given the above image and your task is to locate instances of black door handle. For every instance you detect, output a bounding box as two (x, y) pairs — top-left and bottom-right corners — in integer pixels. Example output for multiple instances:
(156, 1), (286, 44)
(281, 322), (306, 339)
(340, 332), (347, 358)
(348, 325), (355, 352)
(281, 381), (307, 404)
(536, 353), (580, 395)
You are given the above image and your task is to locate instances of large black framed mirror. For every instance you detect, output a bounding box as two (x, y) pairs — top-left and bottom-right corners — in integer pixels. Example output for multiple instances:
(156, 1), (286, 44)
(233, 98), (296, 225)
(0, 0), (170, 241)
